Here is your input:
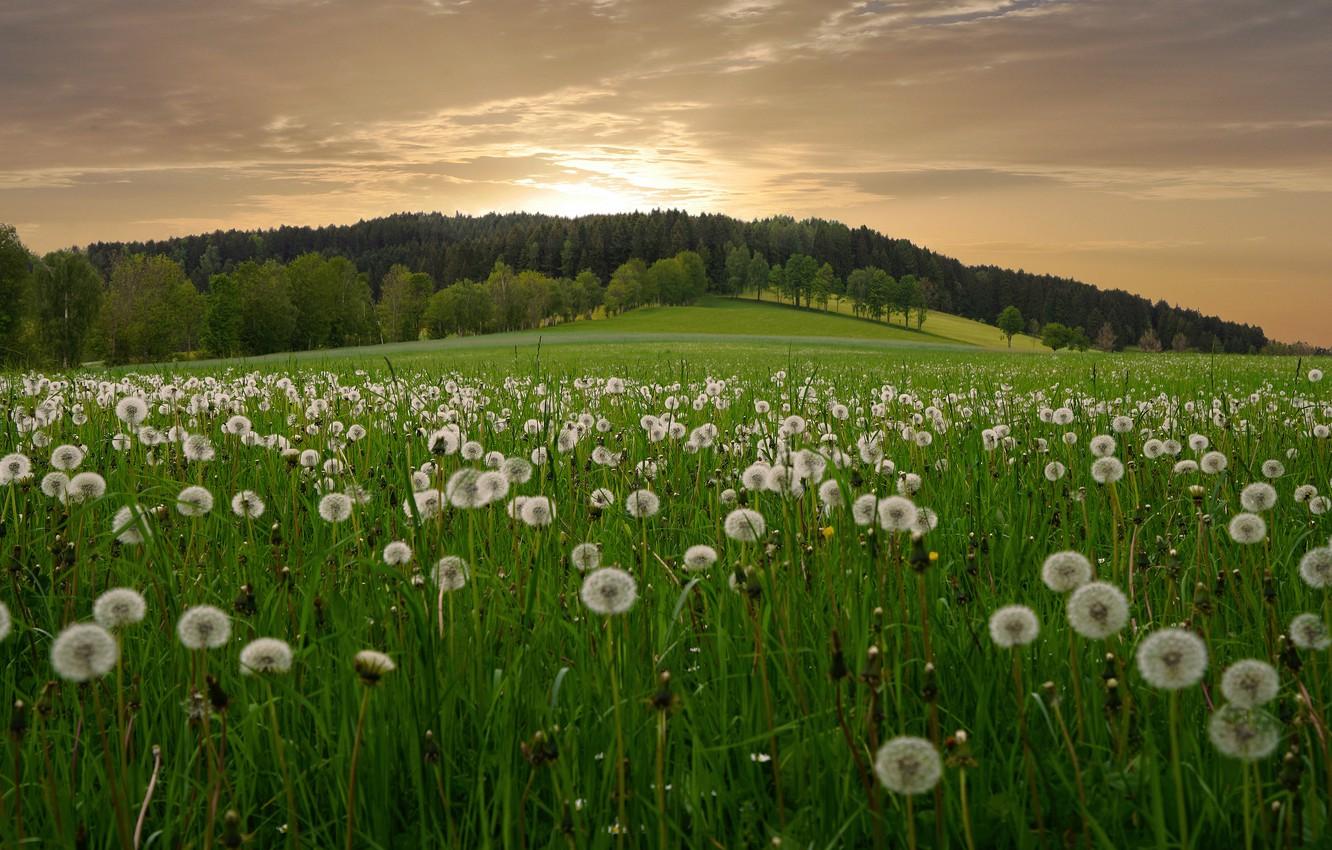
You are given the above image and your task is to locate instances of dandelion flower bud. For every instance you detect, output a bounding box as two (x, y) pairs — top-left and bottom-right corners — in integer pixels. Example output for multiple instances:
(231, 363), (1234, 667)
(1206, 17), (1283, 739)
(50, 623), (118, 682)
(1220, 659), (1279, 708)
(177, 605), (231, 650)
(724, 508), (766, 542)
(93, 588), (146, 630)
(354, 650), (396, 685)
(1041, 551), (1092, 593)
(988, 605), (1040, 648)
(240, 638), (293, 675)
(1208, 704), (1279, 761)
(579, 567), (638, 616)
(873, 736), (942, 795)
(1066, 582), (1129, 640)
(1136, 628), (1208, 690)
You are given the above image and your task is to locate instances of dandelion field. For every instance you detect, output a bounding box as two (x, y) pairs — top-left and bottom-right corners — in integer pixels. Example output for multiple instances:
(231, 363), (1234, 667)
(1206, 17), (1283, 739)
(1, 346), (1331, 850)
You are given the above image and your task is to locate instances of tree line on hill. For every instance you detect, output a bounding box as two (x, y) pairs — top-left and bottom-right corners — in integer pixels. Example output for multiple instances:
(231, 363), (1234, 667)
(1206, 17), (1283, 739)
(0, 210), (1293, 364)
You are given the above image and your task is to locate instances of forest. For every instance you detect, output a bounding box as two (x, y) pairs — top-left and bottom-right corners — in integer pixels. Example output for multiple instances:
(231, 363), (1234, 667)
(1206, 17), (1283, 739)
(0, 210), (1275, 365)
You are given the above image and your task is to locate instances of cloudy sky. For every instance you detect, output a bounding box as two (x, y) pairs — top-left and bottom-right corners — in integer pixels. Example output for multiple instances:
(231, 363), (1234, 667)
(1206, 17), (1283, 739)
(1, 0), (1329, 343)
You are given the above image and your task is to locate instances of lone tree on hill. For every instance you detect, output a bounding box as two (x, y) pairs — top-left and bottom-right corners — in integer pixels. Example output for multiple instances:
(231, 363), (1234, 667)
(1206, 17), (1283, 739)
(997, 305), (1024, 348)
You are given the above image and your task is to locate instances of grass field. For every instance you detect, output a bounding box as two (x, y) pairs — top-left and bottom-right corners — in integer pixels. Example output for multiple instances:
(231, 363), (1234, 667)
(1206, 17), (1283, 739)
(3, 343), (1330, 849)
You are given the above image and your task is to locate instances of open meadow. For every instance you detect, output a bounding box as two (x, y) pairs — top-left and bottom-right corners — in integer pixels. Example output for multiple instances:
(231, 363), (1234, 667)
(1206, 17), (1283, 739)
(1, 341), (1331, 850)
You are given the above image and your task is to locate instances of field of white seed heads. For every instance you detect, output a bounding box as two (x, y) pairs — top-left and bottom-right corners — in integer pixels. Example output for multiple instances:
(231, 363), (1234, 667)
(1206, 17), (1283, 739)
(1, 349), (1330, 849)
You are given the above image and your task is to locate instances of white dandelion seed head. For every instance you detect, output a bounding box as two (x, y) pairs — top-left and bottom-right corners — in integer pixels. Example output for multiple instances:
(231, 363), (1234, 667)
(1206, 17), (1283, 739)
(176, 605), (231, 650)
(1090, 456), (1125, 484)
(1044, 461), (1066, 482)
(1240, 482), (1277, 512)
(1261, 459), (1285, 479)
(0, 601), (11, 642)
(683, 544), (718, 572)
(382, 540), (413, 566)
(65, 471), (106, 504)
(1089, 434), (1117, 458)
(1227, 512), (1266, 545)
(1041, 551), (1092, 593)
(115, 396), (149, 426)
(50, 444), (84, 471)
(625, 489), (661, 519)
(433, 556), (468, 591)
(1219, 659), (1279, 708)
(240, 638), (293, 675)
(851, 493), (879, 526)
(589, 487), (616, 509)
(1066, 581), (1129, 640)
(231, 490), (266, 519)
(1298, 547), (1332, 589)
(318, 492), (353, 523)
(0, 453), (32, 484)
(876, 495), (918, 533)
(873, 736), (942, 796)
(988, 605), (1040, 648)
(1136, 628), (1208, 690)
(175, 485), (214, 517)
(93, 588), (146, 630)
(570, 542), (602, 572)
(723, 508), (767, 542)
(354, 650), (396, 684)
(1200, 451), (1228, 475)
(1288, 613), (1330, 650)
(580, 567), (638, 616)
(112, 504), (151, 545)
(50, 623), (118, 682)
(519, 496), (555, 527)
(1208, 705), (1280, 761)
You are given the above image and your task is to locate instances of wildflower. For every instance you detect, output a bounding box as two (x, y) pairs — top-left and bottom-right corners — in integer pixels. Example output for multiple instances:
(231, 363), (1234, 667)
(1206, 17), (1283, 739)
(1044, 461), (1066, 482)
(0, 601), (11, 642)
(723, 508), (766, 542)
(589, 487), (615, 509)
(1208, 705), (1279, 761)
(580, 567), (638, 615)
(988, 605), (1040, 647)
(1200, 451), (1228, 475)
(1288, 613), (1330, 650)
(445, 469), (484, 509)
(177, 605), (231, 650)
(1089, 434), (1117, 457)
(873, 736), (942, 795)
(231, 490), (265, 519)
(570, 543), (601, 571)
(106, 505), (148, 547)
(851, 493), (878, 525)
(66, 472), (106, 504)
(1066, 582), (1129, 639)
(93, 588), (146, 630)
(1298, 547), (1332, 589)
(519, 496), (555, 527)
(115, 396), (149, 426)
(1041, 551), (1092, 593)
(876, 495), (918, 532)
(240, 638), (294, 675)
(0, 453), (32, 484)
(1090, 457), (1124, 484)
(433, 557), (468, 591)
(476, 470), (509, 503)
(625, 489), (661, 519)
(382, 541), (413, 566)
(501, 456), (533, 484)
(1136, 628), (1208, 690)
(318, 492), (353, 523)
(50, 444), (84, 471)
(1219, 659), (1279, 708)
(1260, 459), (1285, 479)
(683, 544), (718, 572)
(177, 485), (214, 517)
(354, 650), (396, 685)
(1239, 482), (1277, 512)
(1227, 513), (1266, 545)
(50, 623), (118, 682)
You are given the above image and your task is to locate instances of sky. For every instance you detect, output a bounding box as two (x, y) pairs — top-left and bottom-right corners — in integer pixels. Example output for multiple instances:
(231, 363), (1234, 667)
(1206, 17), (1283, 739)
(1, 0), (1329, 343)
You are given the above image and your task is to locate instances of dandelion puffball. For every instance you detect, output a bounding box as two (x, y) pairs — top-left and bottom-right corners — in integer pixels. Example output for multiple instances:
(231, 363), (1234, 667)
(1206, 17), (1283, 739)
(683, 544), (718, 572)
(354, 650), (396, 685)
(1136, 628), (1208, 690)
(1298, 547), (1332, 589)
(177, 605), (232, 650)
(580, 567), (638, 616)
(1288, 613), (1330, 650)
(240, 638), (294, 675)
(1219, 659), (1279, 708)
(988, 605), (1040, 648)
(1041, 551), (1092, 593)
(1066, 582), (1129, 640)
(50, 623), (118, 682)
(873, 736), (942, 795)
(724, 508), (766, 542)
(1208, 705), (1279, 761)
(93, 588), (146, 630)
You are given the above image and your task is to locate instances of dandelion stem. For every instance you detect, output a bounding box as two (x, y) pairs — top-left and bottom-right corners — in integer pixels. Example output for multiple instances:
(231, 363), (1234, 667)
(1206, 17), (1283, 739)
(1168, 690), (1190, 848)
(344, 687), (372, 850)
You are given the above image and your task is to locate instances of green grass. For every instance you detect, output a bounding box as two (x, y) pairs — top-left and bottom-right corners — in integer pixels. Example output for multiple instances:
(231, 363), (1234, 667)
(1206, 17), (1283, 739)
(4, 348), (1330, 850)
